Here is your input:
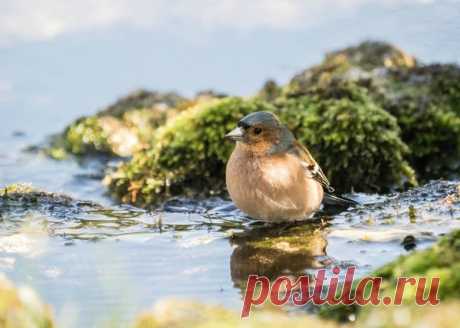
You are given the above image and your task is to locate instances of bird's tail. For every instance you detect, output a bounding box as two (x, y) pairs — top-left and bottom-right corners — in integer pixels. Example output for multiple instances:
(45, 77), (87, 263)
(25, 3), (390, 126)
(323, 193), (358, 208)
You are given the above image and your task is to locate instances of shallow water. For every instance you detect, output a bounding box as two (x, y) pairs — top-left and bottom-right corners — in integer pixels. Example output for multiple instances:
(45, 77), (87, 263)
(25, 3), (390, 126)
(1, 134), (459, 327)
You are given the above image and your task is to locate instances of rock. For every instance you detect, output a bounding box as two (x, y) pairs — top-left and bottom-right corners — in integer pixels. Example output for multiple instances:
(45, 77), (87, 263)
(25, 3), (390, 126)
(98, 89), (187, 118)
(104, 98), (275, 205)
(282, 41), (460, 182)
(274, 87), (417, 192)
(285, 41), (417, 97)
(258, 79), (282, 102)
(106, 91), (416, 205)
(0, 274), (55, 328)
(46, 90), (190, 158)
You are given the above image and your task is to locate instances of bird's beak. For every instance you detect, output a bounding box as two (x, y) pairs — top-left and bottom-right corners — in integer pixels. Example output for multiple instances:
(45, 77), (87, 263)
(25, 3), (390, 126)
(225, 127), (244, 141)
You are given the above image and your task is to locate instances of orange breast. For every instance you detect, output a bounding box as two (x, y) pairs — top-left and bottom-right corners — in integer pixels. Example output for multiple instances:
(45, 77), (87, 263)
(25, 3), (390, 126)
(226, 145), (323, 222)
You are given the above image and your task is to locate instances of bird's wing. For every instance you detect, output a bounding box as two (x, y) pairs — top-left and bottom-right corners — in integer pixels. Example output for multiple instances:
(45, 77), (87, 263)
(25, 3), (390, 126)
(288, 140), (335, 193)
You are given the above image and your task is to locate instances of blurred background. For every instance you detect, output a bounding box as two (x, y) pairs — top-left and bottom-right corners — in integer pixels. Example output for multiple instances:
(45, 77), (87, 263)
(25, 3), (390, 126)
(2, 0), (460, 137)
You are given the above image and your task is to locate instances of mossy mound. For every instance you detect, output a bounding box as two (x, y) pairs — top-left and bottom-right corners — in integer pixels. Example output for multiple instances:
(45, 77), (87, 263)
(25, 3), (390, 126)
(105, 98), (274, 205)
(46, 90), (191, 158)
(283, 41), (460, 181)
(106, 93), (415, 205)
(0, 274), (55, 328)
(275, 87), (417, 192)
(381, 65), (460, 178)
(98, 89), (187, 118)
(285, 41), (417, 97)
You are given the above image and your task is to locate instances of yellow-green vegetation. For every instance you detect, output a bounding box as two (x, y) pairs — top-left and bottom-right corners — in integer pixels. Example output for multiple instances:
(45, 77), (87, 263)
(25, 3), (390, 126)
(0, 274), (54, 328)
(132, 298), (460, 328)
(382, 65), (460, 178)
(1, 183), (74, 205)
(47, 90), (190, 158)
(133, 299), (342, 328)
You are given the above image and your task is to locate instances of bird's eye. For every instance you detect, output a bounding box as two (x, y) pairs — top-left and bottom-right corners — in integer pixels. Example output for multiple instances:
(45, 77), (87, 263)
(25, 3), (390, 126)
(253, 127), (262, 135)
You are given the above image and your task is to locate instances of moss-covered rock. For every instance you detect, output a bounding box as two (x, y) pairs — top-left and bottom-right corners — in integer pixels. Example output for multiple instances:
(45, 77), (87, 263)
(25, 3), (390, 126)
(381, 65), (460, 178)
(285, 41), (417, 97)
(283, 41), (460, 181)
(257, 79), (282, 102)
(0, 274), (55, 328)
(275, 87), (417, 192)
(106, 92), (415, 205)
(46, 90), (190, 158)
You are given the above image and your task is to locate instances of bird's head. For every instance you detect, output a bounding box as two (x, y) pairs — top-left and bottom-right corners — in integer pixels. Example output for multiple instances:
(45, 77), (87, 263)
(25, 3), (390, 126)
(225, 111), (294, 154)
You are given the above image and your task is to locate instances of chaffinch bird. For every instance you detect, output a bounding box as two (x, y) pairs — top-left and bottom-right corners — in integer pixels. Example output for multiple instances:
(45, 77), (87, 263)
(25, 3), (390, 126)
(225, 111), (356, 222)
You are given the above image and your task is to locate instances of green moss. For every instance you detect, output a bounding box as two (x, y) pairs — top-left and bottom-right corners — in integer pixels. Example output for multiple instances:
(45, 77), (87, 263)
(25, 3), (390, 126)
(107, 92), (416, 205)
(285, 41), (416, 97)
(381, 65), (460, 178)
(105, 98), (274, 204)
(46, 90), (190, 158)
(282, 41), (460, 182)
(275, 88), (417, 192)
(0, 274), (55, 328)
(376, 229), (460, 300)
